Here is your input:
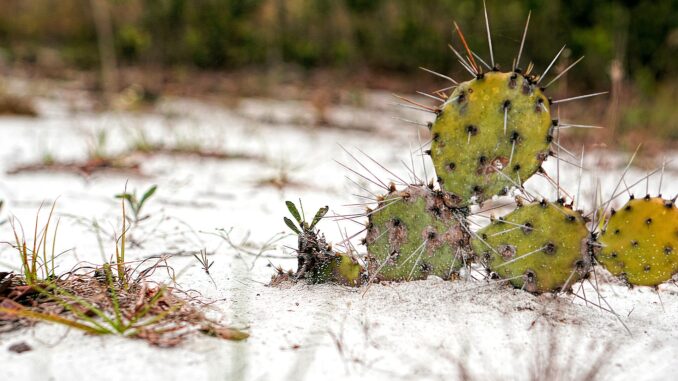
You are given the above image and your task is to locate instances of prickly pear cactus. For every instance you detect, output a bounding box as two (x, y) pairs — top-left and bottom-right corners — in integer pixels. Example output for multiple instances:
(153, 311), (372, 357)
(430, 71), (552, 204)
(472, 200), (590, 293)
(365, 185), (471, 281)
(597, 196), (678, 287)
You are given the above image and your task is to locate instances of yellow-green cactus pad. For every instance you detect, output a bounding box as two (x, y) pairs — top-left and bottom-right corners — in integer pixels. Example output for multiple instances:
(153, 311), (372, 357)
(472, 200), (590, 293)
(597, 196), (678, 287)
(365, 185), (470, 281)
(312, 253), (363, 286)
(430, 71), (552, 204)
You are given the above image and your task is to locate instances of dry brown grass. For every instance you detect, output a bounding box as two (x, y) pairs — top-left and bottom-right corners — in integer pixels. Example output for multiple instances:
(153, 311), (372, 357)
(0, 197), (248, 346)
(0, 265), (247, 346)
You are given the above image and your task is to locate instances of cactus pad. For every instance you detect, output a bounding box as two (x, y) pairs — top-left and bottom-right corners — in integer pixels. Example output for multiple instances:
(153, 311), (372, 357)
(472, 200), (590, 293)
(430, 71), (552, 204)
(365, 185), (471, 281)
(308, 252), (363, 286)
(597, 196), (678, 287)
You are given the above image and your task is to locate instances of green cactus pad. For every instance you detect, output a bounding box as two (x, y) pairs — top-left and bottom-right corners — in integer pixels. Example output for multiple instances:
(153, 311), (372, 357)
(430, 71), (552, 204)
(597, 196), (678, 287)
(365, 185), (471, 282)
(472, 200), (590, 293)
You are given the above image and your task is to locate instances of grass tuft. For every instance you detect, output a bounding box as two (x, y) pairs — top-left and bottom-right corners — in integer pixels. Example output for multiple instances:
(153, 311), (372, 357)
(0, 194), (248, 346)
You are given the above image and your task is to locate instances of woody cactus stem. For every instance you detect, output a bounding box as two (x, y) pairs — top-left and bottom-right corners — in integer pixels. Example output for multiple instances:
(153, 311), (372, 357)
(284, 201), (363, 286)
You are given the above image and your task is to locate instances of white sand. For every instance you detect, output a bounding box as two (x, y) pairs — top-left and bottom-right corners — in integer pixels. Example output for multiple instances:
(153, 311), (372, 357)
(1, 86), (677, 380)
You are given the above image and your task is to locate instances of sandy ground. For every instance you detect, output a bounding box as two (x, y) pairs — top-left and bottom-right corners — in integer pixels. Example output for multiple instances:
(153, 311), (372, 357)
(0, 83), (677, 380)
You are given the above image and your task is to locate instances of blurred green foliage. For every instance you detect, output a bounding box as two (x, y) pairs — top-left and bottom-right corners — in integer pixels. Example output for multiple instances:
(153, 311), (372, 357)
(0, 0), (675, 90)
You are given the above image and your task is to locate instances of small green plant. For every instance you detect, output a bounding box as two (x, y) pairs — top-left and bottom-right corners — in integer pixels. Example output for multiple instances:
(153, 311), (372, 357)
(283, 200), (327, 236)
(115, 184), (157, 223)
(283, 200), (363, 286)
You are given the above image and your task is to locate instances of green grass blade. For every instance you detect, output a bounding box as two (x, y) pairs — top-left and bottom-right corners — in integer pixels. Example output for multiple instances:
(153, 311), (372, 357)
(29, 283), (115, 333)
(37, 282), (118, 329)
(104, 264), (125, 332)
(0, 306), (109, 335)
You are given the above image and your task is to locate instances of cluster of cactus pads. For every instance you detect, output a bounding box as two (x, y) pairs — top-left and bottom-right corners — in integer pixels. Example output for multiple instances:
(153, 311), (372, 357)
(281, 7), (677, 294)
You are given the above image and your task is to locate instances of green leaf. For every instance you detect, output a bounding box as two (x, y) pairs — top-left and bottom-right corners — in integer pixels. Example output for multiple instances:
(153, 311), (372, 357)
(285, 201), (302, 224)
(310, 206), (329, 229)
(115, 193), (133, 201)
(284, 217), (300, 234)
(138, 185), (157, 209)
